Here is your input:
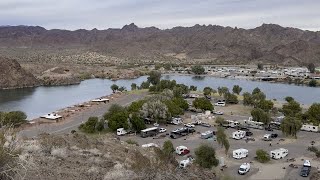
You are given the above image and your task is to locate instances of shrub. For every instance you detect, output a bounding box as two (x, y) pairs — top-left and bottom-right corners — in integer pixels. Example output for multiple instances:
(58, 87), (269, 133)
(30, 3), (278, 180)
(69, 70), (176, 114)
(193, 97), (213, 111)
(126, 139), (139, 146)
(79, 116), (99, 133)
(162, 140), (175, 157)
(256, 149), (270, 163)
(195, 144), (219, 168)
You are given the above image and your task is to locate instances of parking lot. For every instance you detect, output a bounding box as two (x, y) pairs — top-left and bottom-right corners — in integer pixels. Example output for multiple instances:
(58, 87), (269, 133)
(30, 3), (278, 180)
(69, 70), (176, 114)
(121, 118), (320, 179)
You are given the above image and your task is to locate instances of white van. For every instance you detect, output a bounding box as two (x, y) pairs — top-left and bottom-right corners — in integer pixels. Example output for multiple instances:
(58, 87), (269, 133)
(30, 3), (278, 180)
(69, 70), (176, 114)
(270, 148), (288, 159)
(233, 148), (249, 159)
(116, 128), (127, 136)
(215, 102), (226, 107)
(238, 163), (250, 175)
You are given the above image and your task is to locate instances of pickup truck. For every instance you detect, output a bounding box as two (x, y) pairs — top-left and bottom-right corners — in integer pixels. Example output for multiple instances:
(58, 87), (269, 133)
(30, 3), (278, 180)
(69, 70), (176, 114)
(300, 160), (311, 177)
(238, 163), (250, 175)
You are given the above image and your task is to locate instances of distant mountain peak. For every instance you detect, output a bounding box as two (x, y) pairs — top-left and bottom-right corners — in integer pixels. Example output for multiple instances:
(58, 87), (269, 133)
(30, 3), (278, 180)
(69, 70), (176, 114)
(121, 23), (139, 31)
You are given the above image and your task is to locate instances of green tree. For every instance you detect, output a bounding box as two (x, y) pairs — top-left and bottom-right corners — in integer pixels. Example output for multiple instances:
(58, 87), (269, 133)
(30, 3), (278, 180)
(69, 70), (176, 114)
(131, 83), (137, 90)
(103, 104), (125, 120)
(309, 79), (317, 87)
(306, 103), (320, 125)
(173, 84), (189, 98)
(0, 111), (27, 127)
(203, 87), (213, 96)
(285, 96), (294, 103)
(256, 99), (274, 112)
(232, 85), (242, 95)
(191, 65), (205, 75)
(189, 85), (197, 91)
(307, 63), (316, 73)
(256, 149), (270, 163)
(162, 140), (175, 157)
(217, 86), (229, 97)
(215, 117), (226, 126)
(107, 111), (129, 131)
(118, 86), (126, 92)
(251, 108), (271, 125)
(130, 113), (146, 132)
(216, 127), (230, 154)
(252, 87), (261, 95)
(224, 93), (239, 104)
(243, 92), (254, 106)
(282, 100), (302, 117)
(257, 63), (264, 70)
(172, 97), (189, 110)
(79, 116), (99, 133)
(147, 71), (161, 85)
(195, 144), (219, 168)
(165, 100), (184, 117)
(141, 100), (169, 123)
(127, 100), (146, 113)
(193, 97), (213, 111)
(140, 81), (150, 89)
(111, 84), (119, 93)
(281, 116), (302, 138)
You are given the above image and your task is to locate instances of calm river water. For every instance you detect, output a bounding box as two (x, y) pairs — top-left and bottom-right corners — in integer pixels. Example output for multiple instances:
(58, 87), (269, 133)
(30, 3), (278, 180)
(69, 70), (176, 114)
(0, 75), (319, 119)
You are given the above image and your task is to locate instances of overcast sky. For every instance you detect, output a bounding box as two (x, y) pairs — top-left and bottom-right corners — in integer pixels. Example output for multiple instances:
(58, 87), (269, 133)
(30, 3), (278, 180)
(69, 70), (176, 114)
(0, 0), (319, 31)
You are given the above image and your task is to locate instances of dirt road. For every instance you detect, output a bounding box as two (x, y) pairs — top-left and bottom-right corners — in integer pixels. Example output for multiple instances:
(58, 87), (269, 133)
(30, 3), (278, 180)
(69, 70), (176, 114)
(19, 93), (147, 138)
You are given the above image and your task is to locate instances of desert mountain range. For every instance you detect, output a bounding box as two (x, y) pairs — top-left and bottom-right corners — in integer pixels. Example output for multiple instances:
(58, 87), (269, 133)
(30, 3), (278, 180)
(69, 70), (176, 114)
(0, 23), (319, 65)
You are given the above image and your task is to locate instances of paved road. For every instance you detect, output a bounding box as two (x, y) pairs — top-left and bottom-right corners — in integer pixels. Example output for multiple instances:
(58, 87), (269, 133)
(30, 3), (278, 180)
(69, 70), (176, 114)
(19, 93), (146, 138)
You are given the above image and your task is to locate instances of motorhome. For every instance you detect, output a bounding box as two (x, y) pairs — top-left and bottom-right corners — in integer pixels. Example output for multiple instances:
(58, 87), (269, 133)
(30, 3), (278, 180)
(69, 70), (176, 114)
(232, 130), (246, 140)
(176, 146), (190, 155)
(270, 148), (288, 159)
(301, 124), (319, 132)
(116, 128), (127, 136)
(201, 131), (214, 139)
(243, 119), (264, 130)
(140, 127), (159, 138)
(233, 149), (249, 159)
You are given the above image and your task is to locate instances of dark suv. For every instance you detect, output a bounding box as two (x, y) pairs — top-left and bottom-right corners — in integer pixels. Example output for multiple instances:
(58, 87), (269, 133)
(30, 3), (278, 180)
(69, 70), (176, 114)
(300, 166), (311, 177)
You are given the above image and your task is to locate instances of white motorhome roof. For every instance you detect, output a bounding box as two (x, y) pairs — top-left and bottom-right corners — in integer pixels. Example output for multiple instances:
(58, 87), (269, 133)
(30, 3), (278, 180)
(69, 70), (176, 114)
(141, 127), (158, 132)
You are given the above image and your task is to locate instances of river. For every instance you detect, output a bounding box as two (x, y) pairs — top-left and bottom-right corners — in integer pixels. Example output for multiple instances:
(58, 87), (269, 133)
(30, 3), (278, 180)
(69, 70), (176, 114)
(0, 75), (319, 119)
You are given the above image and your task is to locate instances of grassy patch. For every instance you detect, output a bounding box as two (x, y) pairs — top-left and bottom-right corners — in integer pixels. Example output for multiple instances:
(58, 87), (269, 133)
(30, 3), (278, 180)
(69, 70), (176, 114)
(126, 89), (148, 95)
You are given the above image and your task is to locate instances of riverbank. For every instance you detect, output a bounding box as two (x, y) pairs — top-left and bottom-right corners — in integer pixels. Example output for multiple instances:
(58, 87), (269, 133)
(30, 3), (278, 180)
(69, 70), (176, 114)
(19, 90), (148, 138)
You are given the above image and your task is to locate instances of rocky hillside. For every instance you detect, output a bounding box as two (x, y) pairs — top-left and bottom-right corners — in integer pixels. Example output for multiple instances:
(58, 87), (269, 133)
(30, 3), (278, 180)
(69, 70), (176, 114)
(0, 24), (320, 65)
(0, 57), (39, 89)
(13, 133), (216, 180)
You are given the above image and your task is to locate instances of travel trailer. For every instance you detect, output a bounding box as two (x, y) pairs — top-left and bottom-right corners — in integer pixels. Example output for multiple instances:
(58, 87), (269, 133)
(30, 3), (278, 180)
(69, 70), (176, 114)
(116, 128), (127, 136)
(140, 127), (159, 138)
(233, 148), (249, 159)
(232, 130), (246, 140)
(222, 120), (240, 128)
(270, 148), (288, 159)
(243, 119), (264, 130)
(301, 124), (319, 132)
(176, 146), (190, 155)
(201, 131), (214, 139)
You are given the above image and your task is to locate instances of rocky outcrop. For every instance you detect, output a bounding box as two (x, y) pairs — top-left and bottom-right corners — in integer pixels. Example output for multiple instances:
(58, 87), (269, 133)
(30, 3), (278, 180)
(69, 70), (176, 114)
(37, 67), (81, 86)
(0, 57), (40, 89)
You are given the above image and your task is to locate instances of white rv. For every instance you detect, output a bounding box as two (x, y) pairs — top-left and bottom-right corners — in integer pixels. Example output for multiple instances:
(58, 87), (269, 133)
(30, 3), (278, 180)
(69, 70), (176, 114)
(243, 119), (264, 130)
(116, 128), (127, 136)
(270, 148), (288, 159)
(233, 148), (249, 159)
(232, 130), (246, 140)
(227, 120), (240, 128)
(238, 163), (250, 175)
(301, 124), (319, 132)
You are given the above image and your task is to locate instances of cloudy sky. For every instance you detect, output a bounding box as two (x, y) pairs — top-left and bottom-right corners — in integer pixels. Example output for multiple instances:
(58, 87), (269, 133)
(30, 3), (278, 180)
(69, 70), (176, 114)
(0, 0), (319, 31)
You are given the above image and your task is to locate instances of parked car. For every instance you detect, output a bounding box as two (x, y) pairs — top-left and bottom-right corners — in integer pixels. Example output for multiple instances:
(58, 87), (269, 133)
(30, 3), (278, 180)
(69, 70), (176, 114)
(200, 123), (212, 127)
(271, 133), (278, 138)
(176, 146), (190, 155)
(184, 123), (195, 128)
(214, 102), (226, 107)
(238, 163), (250, 175)
(213, 111), (224, 115)
(245, 131), (253, 136)
(159, 128), (167, 133)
